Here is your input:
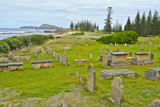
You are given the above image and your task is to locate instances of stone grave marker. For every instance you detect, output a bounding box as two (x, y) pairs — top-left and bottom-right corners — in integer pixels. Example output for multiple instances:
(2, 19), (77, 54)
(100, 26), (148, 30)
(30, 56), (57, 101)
(148, 48), (151, 53)
(80, 75), (85, 86)
(103, 53), (108, 67)
(98, 55), (103, 62)
(90, 53), (92, 59)
(76, 72), (79, 78)
(129, 52), (132, 57)
(145, 71), (158, 81)
(63, 94), (68, 107)
(78, 57), (82, 67)
(151, 53), (154, 59)
(151, 99), (160, 107)
(9, 53), (12, 60)
(110, 77), (124, 104)
(87, 64), (96, 93)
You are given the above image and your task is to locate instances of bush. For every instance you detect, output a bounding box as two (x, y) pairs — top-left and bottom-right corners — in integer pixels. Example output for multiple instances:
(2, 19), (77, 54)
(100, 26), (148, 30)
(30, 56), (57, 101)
(29, 35), (49, 45)
(0, 41), (10, 52)
(97, 31), (139, 44)
(46, 35), (54, 39)
(71, 32), (84, 36)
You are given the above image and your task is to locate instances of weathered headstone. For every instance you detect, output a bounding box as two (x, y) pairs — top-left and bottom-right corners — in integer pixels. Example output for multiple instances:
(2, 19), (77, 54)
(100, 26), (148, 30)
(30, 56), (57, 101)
(103, 53), (108, 67)
(90, 53), (92, 59)
(80, 75), (85, 86)
(151, 53), (154, 59)
(151, 99), (160, 107)
(148, 48), (151, 53)
(110, 77), (124, 104)
(78, 57), (82, 67)
(63, 94), (68, 107)
(98, 55), (103, 62)
(76, 72), (79, 78)
(145, 71), (158, 80)
(129, 52), (132, 57)
(87, 64), (96, 93)
(9, 53), (12, 60)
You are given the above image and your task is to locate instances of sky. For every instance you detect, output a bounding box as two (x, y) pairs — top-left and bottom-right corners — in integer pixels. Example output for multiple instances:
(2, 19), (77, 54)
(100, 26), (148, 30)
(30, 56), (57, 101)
(0, 0), (160, 29)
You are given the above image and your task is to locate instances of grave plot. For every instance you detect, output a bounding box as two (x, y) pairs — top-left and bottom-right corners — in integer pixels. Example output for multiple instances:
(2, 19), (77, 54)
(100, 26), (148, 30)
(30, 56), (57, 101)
(131, 52), (154, 65)
(31, 60), (53, 69)
(0, 62), (23, 72)
(20, 53), (31, 61)
(109, 52), (131, 67)
(150, 67), (160, 74)
(100, 69), (135, 79)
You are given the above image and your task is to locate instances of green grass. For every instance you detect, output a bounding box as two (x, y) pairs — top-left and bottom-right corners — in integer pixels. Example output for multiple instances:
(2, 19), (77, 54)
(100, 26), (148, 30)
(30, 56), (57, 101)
(0, 37), (160, 106)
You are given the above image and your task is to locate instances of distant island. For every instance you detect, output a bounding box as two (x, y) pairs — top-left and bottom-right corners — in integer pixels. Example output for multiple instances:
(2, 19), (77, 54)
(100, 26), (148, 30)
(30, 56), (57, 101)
(20, 24), (62, 29)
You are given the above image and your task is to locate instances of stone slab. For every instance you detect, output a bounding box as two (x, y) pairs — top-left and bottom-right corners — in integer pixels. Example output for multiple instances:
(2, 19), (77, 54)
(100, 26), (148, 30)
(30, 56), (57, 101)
(110, 52), (128, 56)
(145, 71), (158, 81)
(134, 52), (149, 55)
(150, 67), (160, 73)
(100, 69), (135, 79)
(31, 60), (53, 64)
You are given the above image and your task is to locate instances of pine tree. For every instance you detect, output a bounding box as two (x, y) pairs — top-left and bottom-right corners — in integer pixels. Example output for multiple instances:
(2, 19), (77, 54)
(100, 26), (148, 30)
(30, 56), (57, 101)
(70, 22), (74, 30)
(152, 10), (159, 36)
(124, 17), (132, 31)
(104, 7), (113, 33)
(141, 12), (146, 36)
(146, 10), (152, 35)
(134, 11), (141, 35)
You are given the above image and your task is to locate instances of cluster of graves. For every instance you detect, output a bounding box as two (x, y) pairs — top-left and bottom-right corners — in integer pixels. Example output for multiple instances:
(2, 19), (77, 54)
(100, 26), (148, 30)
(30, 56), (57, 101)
(53, 51), (68, 66)
(99, 47), (154, 67)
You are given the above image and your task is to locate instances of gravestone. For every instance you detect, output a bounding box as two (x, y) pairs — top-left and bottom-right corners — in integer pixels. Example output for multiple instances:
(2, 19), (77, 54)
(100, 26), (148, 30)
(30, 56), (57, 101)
(151, 99), (160, 107)
(62, 53), (68, 66)
(58, 54), (61, 62)
(78, 57), (82, 67)
(148, 48), (151, 53)
(158, 47), (160, 51)
(76, 72), (79, 78)
(151, 53), (154, 59)
(129, 52), (132, 57)
(116, 49), (119, 52)
(98, 55), (103, 62)
(9, 53), (12, 60)
(90, 53), (92, 59)
(150, 67), (160, 74)
(103, 53), (108, 67)
(80, 75), (85, 86)
(145, 71), (158, 80)
(87, 64), (96, 93)
(110, 77), (124, 104)
(63, 94), (68, 107)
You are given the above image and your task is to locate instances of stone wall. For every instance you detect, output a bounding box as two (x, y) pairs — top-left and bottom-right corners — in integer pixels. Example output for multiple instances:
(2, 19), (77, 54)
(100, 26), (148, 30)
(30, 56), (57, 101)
(135, 54), (149, 61)
(112, 55), (127, 62)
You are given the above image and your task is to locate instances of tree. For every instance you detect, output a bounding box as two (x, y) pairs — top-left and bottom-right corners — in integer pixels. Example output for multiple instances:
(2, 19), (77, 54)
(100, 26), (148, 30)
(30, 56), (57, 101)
(141, 12), (146, 36)
(104, 7), (113, 33)
(134, 11), (141, 35)
(152, 10), (159, 36)
(124, 17), (132, 31)
(146, 10), (152, 35)
(70, 22), (74, 30)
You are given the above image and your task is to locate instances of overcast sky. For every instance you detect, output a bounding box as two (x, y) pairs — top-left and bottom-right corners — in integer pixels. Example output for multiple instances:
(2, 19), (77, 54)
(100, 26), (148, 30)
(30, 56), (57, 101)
(0, 0), (159, 29)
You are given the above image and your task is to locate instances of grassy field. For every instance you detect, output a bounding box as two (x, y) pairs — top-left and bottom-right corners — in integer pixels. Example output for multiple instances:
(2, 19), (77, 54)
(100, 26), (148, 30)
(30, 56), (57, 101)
(0, 37), (160, 106)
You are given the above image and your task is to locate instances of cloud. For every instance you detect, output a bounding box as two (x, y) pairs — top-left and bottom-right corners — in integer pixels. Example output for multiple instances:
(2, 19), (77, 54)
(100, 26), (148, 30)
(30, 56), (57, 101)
(0, 0), (160, 28)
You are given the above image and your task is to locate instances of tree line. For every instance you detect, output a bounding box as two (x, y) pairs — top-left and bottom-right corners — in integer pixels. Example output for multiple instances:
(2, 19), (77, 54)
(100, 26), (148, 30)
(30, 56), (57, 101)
(70, 20), (99, 32)
(124, 10), (160, 36)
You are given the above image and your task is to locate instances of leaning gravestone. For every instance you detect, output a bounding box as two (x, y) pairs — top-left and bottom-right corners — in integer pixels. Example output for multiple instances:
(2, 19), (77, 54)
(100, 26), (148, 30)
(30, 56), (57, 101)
(87, 64), (96, 93)
(145, 71), (158, 81)
(103, 53), (108, 67)
(110, 77), (124, 104)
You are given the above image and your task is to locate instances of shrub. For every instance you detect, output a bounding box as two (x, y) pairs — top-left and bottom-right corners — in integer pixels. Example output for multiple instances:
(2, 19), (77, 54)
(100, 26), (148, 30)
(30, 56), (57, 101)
(97, 31), (139, 44)
(0, 41), (10, 52)
(29, 35), (49, 45)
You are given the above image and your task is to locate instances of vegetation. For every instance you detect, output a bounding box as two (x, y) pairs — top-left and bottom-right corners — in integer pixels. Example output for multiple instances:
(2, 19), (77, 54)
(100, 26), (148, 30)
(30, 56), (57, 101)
(0, 35), (53, 53)
(0, 37), (160, 106)
(70, 20), (99, 32)
(104, 7), (113, 33)
(97, 31), (139, 44)
(124, 10), (160, 36)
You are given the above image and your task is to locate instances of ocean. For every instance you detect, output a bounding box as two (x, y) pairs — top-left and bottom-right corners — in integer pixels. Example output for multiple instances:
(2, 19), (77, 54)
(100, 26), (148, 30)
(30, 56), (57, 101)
(0, 28), (56, 40)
